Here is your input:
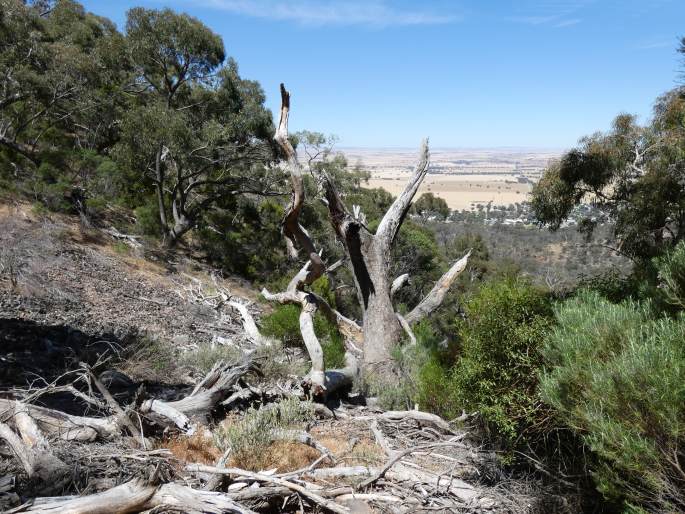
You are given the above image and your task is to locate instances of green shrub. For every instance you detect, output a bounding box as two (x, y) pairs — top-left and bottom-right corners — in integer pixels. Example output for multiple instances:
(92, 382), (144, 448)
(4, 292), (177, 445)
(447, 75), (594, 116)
(260, 303), (346, 368)
(260, 304), (303, 347)
(416, 357), (457, 415)
(134, 200), (164, 237)
(655, 240), (685, 311)
(436, 277), (554, 449)
(540, 291), (685, 512)
(214, 397), (313, 470)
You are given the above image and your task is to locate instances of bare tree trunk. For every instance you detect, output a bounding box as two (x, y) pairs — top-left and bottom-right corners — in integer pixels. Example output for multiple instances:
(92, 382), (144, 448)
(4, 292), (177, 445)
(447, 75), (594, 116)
(267, 84), (470, 383)
(359, 241), (403, 368)
(155, 146), (168, 235)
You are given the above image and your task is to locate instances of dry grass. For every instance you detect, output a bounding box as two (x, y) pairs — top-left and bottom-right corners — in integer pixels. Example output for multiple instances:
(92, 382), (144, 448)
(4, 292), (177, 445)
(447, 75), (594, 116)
(161, 432), (223, 465)
(229, 440), (320, 472)
(366, 174), (531, 210)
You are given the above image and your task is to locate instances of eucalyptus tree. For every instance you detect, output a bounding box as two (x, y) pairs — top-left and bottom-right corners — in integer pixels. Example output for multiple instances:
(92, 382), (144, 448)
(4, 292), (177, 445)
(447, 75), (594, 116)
(531, 91), (685, 260)
(0, 0), (126, 165)
(119, 8), (276, 245)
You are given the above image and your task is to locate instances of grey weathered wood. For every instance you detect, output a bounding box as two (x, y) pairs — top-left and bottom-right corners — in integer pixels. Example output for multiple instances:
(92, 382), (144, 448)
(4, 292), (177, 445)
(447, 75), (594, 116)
(186, 464), (350, 514)
(12, 479), (255, 514)
(275, 83), (324, 286)
(390, 273), (410, 297)
(0, 399), (119, 441)
(375, 138), (430, 247)
(405, 250), (471, 325)
(0, 421), (69, 494)
(270, 85), (470, 380)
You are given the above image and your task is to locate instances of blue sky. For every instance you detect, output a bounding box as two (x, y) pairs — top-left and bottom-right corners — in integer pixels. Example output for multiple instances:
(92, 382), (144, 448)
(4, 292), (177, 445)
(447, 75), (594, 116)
(80, 0), (684, 149)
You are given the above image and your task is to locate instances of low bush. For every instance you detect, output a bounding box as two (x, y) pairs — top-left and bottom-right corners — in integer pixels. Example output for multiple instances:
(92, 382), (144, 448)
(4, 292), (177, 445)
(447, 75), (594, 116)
(120, 335), (178, 383)
(215, 397), (314, 470)
(183, 344), (242, 373)
(540, 291), (685, 512)
(418, 277), (554, 453)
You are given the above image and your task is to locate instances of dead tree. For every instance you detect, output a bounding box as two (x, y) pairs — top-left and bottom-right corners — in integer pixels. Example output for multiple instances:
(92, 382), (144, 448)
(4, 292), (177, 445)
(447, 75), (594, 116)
(263, 84), (470, 391)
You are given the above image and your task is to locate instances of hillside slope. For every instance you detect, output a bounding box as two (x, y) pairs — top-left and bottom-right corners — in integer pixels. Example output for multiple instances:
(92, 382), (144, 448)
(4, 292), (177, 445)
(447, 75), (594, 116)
(0, 201), (574, 513)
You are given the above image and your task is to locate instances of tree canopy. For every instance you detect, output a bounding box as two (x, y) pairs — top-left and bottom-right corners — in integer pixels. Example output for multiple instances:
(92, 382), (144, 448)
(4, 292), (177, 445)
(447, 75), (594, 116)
(531, 90), (685, 260)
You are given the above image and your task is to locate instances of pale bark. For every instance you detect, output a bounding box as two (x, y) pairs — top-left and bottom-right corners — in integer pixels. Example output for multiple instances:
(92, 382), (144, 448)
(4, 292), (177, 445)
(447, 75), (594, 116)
(163, 356), (255, 421)
(405, 249), (471, 325)
(395, 312), (416, 345)
(390, 273), (410, 297)
(82, 364), (141, 440)
(274, 83), (324, 286)
(139, 399), (194, 435)
(0, 399), (119, 442)
(0, 421), (69, 494)
(186, 464), (350, 514)
(228, 300), (266, 344)
(299, 297), (326, 393)
(375, 138), (430, 246)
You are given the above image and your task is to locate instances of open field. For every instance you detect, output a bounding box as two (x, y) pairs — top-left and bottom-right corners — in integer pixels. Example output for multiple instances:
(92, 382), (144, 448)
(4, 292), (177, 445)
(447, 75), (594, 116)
(340, 147), (562, 210)
(366, 172), (531, 211)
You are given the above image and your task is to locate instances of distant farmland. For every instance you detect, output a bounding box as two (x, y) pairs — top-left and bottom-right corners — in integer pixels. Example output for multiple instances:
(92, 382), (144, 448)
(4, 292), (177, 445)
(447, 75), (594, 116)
(341, 147), (561, 210)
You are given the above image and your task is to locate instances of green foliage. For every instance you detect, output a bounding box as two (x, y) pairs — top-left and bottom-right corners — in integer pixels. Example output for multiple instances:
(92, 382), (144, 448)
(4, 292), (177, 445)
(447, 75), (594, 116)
(199, 198), (288, 280)
(540, 291), (685, 512)
(126, 7), (225, 108)
(391, 221), (445, 310)
(532, 90), (685, 261)
(411, 192), (450, 220)
(134, 201), (164, 237)
(433, 278), (553, 450)
(259, 302), (346, 369)
(260, 305), (302, 347)
(655, 240), (685, 310)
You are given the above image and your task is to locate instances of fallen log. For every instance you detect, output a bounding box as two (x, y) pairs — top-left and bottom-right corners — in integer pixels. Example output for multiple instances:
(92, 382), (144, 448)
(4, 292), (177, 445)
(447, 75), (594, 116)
(10, 479), (258, 514)
(0, 399), (119, 442)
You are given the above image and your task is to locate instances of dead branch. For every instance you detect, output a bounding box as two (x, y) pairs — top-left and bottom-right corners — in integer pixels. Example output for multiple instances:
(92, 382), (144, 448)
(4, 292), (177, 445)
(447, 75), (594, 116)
(405, 250), (471, 325)
(359, 441), (469, 488)
(162, 355), (257, 421)
(395, 312), (416, 345)
(275, 83), (324, 286)
(0, 420), (69, 494)
(186, 464), (350, 514)
(390, 273), (410, 297)
(139, 399), (193, 435)
(227, 300), (268, 345)
(9, 479), (258, 514)
(272, 429), (336, 463)
(0, 399), (119, 442)
(81, 363), (141, 441)
(375, 139), (430, 247)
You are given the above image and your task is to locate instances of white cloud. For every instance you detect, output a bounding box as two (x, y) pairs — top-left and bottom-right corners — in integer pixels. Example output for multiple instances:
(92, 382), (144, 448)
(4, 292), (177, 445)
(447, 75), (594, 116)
(199, 0), (459, 27)
(508, 0), (592, 27)
(635, 37), (676, 50)
(554, 18), (581, 27)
